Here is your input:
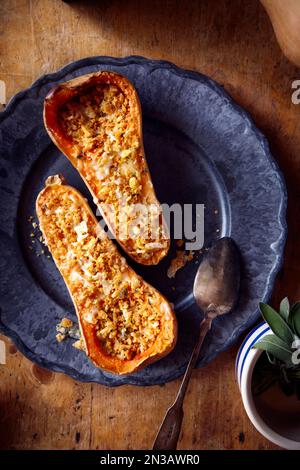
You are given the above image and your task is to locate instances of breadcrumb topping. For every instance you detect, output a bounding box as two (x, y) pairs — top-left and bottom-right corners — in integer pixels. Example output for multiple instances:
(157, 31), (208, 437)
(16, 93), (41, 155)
(58, 84), (168, 262)
(38, 184), (170, 361)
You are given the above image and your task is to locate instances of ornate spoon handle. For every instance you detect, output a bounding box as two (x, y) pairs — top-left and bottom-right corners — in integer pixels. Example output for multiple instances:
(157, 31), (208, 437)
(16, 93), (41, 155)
(153, 316), (212, 450)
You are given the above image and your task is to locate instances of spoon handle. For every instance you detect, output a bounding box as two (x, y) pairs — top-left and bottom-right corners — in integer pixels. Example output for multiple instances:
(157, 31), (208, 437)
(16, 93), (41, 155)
(153, 316), (212, 450)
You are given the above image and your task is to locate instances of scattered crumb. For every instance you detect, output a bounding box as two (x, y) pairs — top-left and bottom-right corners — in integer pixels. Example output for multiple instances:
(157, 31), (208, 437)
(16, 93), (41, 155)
(56, 317), (81, 343)
(216, 228), (220, 233)
(176, 239), (184, 248)
(56, 333), (65, 343)
(60, 318), (73, 328)
(167, 251), (185, 278)
(167, 250), (194, 278)
(73, 338), (85, 351)
(214, 209), (219, 215)
(28, 217), (49, 256)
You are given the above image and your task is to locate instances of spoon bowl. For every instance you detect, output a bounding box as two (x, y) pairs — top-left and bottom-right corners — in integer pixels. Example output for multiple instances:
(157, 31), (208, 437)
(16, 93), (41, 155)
(193, 237), (240, 317)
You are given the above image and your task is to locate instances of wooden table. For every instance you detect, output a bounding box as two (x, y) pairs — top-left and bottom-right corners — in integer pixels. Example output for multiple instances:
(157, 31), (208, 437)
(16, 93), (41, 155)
(1, 0), (299, 450)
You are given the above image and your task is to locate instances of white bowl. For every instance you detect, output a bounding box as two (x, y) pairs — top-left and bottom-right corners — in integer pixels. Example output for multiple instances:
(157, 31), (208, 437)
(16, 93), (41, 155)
(236, 322), (300, 450)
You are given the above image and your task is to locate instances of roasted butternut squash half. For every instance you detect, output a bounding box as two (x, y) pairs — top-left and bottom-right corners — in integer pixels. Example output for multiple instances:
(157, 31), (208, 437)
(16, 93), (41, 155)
(43, 71), (169, 265)
(36, 175), (177, 375)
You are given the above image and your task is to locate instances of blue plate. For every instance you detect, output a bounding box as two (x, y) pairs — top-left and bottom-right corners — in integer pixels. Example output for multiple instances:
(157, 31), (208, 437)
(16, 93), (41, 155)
(0, 56), (287, 386)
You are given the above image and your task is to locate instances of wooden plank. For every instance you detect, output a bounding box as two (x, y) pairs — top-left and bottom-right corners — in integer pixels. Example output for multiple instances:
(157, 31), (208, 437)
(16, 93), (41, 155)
(1, 0), (299, 450)
(0, 335), (276, 449)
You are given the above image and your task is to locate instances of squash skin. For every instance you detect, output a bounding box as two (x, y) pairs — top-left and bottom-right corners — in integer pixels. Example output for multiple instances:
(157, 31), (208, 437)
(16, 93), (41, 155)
(43, 71), (170, 266)
(261, 0), (300, 67)
(36, 176), (177, 375)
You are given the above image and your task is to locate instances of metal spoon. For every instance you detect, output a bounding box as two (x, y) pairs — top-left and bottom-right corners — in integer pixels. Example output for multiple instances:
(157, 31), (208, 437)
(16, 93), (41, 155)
(153, 237), (240, 450)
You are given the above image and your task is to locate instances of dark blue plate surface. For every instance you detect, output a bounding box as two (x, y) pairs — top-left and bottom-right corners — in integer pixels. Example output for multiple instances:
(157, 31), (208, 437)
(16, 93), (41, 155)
(0, 57), (287, 386)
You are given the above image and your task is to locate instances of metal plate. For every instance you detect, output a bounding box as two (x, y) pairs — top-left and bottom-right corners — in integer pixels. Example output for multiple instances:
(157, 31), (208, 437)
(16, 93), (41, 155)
(0, 56), (287, 386)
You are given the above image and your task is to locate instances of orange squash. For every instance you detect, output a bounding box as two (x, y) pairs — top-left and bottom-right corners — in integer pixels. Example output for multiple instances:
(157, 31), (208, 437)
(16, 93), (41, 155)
(44, 71), (169, 265)
(261, 0), (300, 67)
(36, 175), (177, 375)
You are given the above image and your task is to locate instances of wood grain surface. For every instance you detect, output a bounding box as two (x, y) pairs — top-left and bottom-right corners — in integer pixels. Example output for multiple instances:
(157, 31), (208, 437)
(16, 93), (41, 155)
(1, 0), (299, 450)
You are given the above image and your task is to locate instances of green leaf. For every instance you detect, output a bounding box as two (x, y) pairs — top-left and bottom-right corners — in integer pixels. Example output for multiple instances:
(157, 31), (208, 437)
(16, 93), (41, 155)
(293, 315), (300, 338)
(253, 334), (293, 365)
(259, 303), (295, 345)
(289, 302), (300, 337)
(266, 351), (276, 365)
(279, 297), (290, 321)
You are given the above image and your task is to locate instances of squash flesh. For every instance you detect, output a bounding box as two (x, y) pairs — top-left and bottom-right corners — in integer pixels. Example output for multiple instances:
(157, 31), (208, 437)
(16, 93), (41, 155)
(36, 176), (177, 374)
(44, 72), (170, 265)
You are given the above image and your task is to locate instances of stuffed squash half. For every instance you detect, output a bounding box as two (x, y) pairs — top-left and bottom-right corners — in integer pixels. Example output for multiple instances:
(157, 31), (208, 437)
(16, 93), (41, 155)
(44, 71), (169, 265)
(36, 175), (177, 374)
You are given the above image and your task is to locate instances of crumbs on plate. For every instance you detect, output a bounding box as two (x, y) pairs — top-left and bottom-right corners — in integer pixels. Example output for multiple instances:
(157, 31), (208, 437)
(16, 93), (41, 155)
(167, 243), (194, 279)
(56, 317), (81, 343)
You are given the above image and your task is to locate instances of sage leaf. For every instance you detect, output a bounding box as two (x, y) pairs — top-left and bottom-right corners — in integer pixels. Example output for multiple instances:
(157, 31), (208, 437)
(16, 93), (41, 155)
(279, 297), (290, 321)
(266, 351), (276, 365)
(259, 303), (295, 345)
(290, 302), (300, 337)
(253, 334), (293, 365)
(293, 315), (300, 338)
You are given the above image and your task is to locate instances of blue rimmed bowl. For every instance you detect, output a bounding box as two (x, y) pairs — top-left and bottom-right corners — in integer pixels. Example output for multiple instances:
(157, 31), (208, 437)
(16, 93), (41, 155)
(236, 323), (300, 450)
